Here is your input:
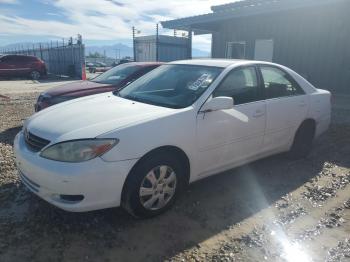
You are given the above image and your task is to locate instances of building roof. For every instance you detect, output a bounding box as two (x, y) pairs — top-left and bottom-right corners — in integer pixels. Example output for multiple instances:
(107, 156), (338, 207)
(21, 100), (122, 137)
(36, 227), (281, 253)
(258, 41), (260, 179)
(161, 0), (344, 32)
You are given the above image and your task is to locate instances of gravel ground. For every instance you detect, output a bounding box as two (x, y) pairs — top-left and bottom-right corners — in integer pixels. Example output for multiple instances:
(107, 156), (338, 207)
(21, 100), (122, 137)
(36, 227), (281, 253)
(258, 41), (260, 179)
(0, 79), (350, 262)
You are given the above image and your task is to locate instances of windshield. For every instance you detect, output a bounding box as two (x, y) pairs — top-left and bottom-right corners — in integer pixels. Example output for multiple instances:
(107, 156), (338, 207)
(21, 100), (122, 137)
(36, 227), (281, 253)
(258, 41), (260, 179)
(117, 64), (223, 109)
(91, 63), (140, 84)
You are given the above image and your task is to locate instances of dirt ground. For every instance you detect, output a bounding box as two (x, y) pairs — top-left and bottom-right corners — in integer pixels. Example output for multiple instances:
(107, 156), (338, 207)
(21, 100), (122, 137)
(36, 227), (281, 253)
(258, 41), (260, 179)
(0, 79), (349, 262)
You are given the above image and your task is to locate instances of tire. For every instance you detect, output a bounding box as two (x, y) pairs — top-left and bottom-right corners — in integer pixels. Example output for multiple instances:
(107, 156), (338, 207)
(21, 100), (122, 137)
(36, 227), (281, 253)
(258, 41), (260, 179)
(122, 152), (185, 218)
(30, 70), (41, 80)
(288, 121), (315, 159)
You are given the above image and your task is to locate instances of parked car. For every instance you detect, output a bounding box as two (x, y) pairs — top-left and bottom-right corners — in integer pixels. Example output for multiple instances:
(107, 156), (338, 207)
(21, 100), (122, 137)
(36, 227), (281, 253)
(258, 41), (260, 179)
(14, 60), (331, 218)
(35, 62), (162, 111)
(94, 62), (107, 67)
(112, 59), (133, 67)
(85, 62), (95, 68)
(0, 54), (47, 80)
(88, 62), (110, 73)
(88, 66), (112, 73)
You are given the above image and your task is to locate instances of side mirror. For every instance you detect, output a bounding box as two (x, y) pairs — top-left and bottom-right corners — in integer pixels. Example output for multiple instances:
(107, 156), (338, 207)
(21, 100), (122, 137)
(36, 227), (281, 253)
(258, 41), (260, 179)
(200, 96), (234, 113)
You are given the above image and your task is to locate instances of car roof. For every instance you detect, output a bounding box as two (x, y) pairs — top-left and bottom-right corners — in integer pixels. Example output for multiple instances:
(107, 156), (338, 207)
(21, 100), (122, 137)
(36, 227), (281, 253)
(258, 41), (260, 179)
(127, 62), (164, 67)
(169, 59), (278, 68)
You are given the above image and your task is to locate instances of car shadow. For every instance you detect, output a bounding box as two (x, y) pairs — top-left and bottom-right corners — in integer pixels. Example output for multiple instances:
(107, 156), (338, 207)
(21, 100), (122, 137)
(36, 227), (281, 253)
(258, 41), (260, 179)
(0, 126), (22, 146)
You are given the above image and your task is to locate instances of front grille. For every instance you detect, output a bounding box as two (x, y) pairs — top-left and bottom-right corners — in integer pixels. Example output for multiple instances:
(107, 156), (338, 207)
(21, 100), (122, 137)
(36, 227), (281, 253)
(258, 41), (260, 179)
(24, 129), (50, 152)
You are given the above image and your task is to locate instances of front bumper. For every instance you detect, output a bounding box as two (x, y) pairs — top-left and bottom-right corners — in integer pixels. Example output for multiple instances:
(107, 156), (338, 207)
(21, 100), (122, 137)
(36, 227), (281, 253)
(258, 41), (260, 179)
(13, 131), (138, 212)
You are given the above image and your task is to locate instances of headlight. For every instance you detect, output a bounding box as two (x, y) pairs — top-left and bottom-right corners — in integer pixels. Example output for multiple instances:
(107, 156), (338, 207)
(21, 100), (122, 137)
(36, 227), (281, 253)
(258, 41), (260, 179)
(40, 139), (118, 162)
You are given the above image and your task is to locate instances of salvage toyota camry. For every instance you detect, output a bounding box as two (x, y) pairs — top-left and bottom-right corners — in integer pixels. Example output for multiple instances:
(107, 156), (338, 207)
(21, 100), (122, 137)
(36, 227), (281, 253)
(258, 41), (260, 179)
(14, 59), (331, 218)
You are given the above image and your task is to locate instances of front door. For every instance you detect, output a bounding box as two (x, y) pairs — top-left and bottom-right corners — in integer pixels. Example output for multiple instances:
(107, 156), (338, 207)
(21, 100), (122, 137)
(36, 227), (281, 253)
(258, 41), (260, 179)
(196, 66), (266, 177)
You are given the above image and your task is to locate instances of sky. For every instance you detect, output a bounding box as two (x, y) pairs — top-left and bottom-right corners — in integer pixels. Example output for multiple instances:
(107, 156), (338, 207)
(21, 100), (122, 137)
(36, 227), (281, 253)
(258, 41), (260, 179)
(0, 0), (233, 51)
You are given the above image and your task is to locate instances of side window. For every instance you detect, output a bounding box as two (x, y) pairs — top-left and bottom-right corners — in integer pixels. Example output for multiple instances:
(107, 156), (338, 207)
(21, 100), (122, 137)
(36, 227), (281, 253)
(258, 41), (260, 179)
(213, 67), (259, 105)
(260, 66), (304, 99)
(1, 56), (13, 62)
(21, 56), (35, 62)
(7, 56), (21, 63)
(18, 56), (29, 62)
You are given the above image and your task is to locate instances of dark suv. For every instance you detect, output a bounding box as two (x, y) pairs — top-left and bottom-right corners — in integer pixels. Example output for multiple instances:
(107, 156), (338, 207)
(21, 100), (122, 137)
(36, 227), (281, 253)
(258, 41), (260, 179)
(0, 55), (47, 80)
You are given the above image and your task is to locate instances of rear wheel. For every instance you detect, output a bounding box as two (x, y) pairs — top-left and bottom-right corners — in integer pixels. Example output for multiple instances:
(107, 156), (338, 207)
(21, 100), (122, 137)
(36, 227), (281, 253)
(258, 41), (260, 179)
(122, 152), (184, 218)
(30, 70), (41, 80)
(289, 121), (315, 159)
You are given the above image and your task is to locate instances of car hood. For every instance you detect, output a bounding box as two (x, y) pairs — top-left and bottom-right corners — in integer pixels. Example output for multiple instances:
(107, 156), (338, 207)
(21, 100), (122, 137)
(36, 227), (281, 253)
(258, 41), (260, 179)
(44, 81), (115, 96)
(26, 93), (175, 143)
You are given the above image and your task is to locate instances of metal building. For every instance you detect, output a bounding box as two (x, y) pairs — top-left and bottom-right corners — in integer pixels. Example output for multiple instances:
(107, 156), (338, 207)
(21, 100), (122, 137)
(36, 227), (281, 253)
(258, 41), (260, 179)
(134, 35), (190, 62)
(162, 0), (350, 94)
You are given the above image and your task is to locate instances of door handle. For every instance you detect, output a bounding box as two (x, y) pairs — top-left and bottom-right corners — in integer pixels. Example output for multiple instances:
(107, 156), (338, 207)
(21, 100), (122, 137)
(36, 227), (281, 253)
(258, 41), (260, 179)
(253, 110), (264, 118)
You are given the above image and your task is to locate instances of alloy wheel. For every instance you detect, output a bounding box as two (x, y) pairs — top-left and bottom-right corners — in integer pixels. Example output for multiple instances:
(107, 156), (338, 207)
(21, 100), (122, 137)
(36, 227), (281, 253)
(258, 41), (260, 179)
(139, 165), (177, 211)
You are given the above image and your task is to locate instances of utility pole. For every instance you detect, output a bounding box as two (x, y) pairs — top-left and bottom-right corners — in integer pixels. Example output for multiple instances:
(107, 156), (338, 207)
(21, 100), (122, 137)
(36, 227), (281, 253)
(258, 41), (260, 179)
(156, 23), (159, 62)
(114, 48), (121, 60)
(132, 26), (136, 62)
(188, 28), (192, 59)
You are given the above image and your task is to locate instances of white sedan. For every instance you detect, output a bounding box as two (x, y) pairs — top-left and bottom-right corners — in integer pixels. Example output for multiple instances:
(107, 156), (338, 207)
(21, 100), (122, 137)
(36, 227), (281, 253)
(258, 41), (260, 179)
(14, 60), (331, 218)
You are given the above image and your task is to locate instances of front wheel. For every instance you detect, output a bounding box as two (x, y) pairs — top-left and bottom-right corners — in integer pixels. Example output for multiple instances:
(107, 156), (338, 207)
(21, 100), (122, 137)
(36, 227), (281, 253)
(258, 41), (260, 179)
(122, 153), (184, 218)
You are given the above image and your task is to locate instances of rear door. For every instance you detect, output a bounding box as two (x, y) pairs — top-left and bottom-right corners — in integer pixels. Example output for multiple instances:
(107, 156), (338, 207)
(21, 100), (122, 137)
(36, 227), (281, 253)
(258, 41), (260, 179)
(259, 65), (308, 152)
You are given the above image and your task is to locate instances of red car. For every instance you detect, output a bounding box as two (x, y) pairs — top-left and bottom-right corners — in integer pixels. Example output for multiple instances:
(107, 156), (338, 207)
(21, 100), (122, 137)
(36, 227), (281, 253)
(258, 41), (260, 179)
(0, 54), (47, 80)
(35, 62), (162, 112)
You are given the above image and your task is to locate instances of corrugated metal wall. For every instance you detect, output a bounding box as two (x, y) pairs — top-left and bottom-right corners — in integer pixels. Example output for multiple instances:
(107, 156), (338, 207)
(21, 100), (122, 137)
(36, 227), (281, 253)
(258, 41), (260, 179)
(212, 1), (350, 94)
(135, 37), (157, 62)
(135, 35), (189, 62)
